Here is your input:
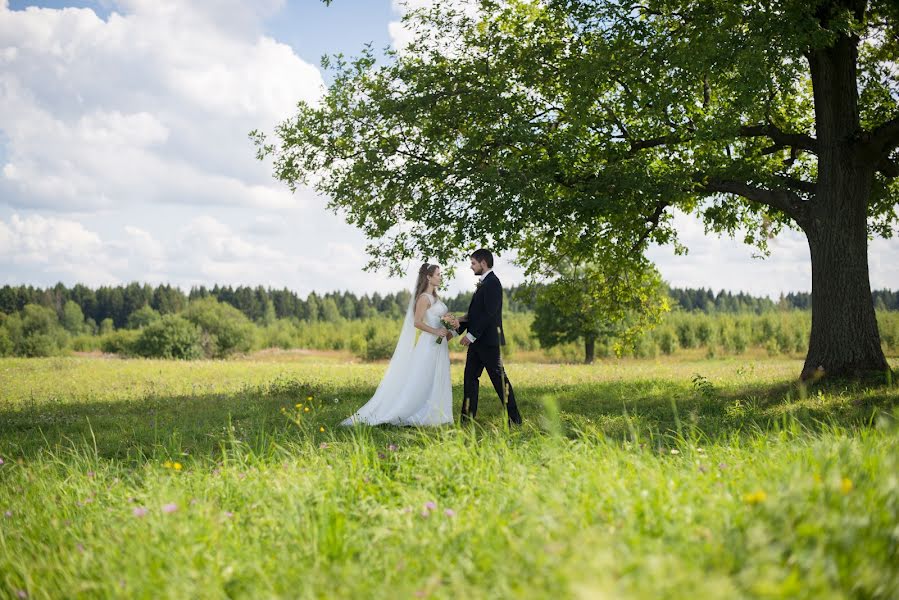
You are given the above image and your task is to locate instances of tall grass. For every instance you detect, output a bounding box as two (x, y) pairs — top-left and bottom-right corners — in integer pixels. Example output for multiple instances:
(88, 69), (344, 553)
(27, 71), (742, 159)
(1, 356), (897, 598)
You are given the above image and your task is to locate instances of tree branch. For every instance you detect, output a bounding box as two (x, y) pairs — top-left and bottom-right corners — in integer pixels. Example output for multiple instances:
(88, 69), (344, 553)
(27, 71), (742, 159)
(629, 200), (669, 255)
(875, 156), (899, 179)
(697, 177), (809, 224)
(866, 114), (899, 157)
(739, 124), (818, 154)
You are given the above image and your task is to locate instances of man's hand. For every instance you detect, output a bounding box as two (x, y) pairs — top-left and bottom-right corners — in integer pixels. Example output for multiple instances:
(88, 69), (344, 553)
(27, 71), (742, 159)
(460, 336), (472, 347)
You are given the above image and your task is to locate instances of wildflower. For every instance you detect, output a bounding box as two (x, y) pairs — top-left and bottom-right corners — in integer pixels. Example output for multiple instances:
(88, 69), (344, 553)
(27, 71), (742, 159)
(698, 464), (707, 474)
(162, 503), (178, 514)
(841, 478), (853, 494)
(76, 543), (85, 553)
(378, 453), (386, 460)
(307, 395), (314, 401)
(388, 444), (398, 452)
(319, 426), (325, 432)
(162, 460), (173, 469)
(304, 407), (311, 413)
(173, 463), (183, 471)
(813, 473), (822, 485)
(444, 509), (455, 517)
(16, 590), (27, 599)
(424, 501), (437, 512)
(0, 457), (4, 466)
(295, 403), (302, 409)
(225, 511), (234, 518)
(4, 510), (12, 518)
(319, 442), (329, 449)
(744, 490), (767, 505)
(132, 507), (148, 517)
(87, 471), (94, 478)
(718, 462), (728, 471)
(670, 449), (680, 455)
(696, 447), (705, 454)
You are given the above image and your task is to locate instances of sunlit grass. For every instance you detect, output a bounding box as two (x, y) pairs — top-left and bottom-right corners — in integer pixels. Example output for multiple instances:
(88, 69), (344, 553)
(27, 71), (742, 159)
(1, 356), (897, 598)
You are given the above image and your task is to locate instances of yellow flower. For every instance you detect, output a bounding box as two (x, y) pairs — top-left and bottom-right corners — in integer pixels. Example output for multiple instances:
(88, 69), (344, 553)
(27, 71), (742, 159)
(319, 426), (325, 432)
(304, 407), (310, 413)
(173, 463), (182, 471)
(163, 460), (173, 469)
(841, 478), (853, 494)
(295, 403), (302, 409)
(813, 473), (822, 485)
(744, 490), (767, 505)
(307, 395), (314, 402)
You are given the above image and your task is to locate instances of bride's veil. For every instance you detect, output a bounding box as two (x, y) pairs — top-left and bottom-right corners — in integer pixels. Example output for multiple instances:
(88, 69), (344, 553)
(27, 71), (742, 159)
(340, 271), (418, 425)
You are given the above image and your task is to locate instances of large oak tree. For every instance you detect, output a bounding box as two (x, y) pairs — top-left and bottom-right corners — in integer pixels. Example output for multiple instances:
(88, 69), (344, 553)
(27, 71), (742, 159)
(256, 0), (899, 379)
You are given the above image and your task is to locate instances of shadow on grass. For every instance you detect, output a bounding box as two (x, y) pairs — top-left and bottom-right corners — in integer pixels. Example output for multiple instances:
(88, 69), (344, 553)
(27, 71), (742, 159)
(1, 374), (897, 461)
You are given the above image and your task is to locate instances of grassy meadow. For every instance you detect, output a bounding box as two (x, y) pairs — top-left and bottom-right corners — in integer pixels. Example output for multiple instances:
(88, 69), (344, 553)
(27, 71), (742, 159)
(1, 354), (898, 598)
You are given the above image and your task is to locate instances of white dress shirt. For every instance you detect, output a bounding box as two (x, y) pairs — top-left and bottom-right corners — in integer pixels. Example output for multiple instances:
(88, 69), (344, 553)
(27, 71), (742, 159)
(465, 269), (493, 343)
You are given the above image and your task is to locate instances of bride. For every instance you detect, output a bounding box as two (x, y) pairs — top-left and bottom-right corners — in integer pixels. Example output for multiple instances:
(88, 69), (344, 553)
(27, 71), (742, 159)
(341, 263), (460, 426)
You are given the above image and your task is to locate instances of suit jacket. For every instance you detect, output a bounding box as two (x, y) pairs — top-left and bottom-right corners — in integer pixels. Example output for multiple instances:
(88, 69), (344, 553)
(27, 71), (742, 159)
(457, 271), (506, 346)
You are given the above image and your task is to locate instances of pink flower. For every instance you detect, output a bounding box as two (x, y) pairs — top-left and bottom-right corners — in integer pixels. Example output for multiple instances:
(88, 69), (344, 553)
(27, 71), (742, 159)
(4, 510), (12, 518)
(424, 501), (436, 512)
(225, 511), (234, 518)
(87, 471), (94, 478)
(444, 509), (455, 517)
(162, 503), (178, 514)
(132, 507), (148, 517)
(16, 590), (27, 599)
(0, 457), (5, 466)
(387, 444), (398, 452)
(319, 442), (329, 449)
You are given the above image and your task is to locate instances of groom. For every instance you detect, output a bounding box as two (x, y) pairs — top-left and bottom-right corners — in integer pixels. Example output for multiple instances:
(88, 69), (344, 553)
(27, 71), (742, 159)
(455, 249), (523, 426)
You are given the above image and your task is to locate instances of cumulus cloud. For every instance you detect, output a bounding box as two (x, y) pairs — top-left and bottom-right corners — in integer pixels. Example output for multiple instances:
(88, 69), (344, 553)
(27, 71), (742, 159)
(0, 0), (323, 212)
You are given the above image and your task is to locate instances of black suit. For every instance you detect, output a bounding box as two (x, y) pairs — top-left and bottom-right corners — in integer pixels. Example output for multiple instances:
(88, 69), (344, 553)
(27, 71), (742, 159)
(455, 271), (522, 425)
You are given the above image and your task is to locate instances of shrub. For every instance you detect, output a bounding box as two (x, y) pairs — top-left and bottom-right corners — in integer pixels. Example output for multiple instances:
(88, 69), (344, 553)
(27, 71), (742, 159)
(134, 315), (202, 360)
(127, 305), (161, 329)
(184, 298), (255, 357)
(100, 330), (141, 355)
(658, 328), (677, 355)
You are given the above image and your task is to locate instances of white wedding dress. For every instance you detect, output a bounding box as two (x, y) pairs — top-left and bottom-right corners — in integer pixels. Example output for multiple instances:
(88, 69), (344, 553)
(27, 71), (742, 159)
(341, 292), (453, 426)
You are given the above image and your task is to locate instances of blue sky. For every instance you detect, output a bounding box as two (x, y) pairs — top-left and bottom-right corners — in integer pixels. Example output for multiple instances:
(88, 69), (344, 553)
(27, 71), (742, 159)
(1, 1), (896, 297)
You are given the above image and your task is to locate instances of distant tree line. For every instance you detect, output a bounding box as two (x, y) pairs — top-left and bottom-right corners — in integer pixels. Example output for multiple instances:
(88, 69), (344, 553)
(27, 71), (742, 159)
(1, 283), (896, 331)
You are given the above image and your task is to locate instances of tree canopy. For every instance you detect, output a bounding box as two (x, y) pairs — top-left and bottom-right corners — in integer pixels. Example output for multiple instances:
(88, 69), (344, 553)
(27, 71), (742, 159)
(256, 0), (899, 378)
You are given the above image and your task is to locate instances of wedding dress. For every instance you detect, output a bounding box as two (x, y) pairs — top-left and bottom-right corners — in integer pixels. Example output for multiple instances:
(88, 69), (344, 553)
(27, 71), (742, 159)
(341, 292), (453, 426)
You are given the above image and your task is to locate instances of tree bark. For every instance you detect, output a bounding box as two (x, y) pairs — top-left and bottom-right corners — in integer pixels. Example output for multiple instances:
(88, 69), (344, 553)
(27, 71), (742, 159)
(801, 14), (889, 379)
(584, 333), (595, 365)
(801, 202), (888, 379)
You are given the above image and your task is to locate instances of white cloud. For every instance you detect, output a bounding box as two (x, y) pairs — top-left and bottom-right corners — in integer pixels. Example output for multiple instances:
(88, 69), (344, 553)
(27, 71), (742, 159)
(0, 1), (323, 212)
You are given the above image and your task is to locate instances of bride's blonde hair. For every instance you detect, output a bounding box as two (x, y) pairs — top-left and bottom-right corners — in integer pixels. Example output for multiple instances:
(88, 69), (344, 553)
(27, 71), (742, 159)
(414, 263), (440, 300)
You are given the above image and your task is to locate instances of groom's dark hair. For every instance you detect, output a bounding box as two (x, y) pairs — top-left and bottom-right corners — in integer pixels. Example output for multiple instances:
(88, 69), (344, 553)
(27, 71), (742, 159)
(470, 249), (494, 268)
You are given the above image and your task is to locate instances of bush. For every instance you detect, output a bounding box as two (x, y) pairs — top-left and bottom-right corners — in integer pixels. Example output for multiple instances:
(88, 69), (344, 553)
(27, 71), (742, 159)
(134, 315), (203, 360)
(184, 298), (255, 357)
(658, 328), (677, 355)
(100, 330), (141, 355)
(127, 305), (161, 329)
(0, 326), (14, 356)
(676, 321), (696, 349)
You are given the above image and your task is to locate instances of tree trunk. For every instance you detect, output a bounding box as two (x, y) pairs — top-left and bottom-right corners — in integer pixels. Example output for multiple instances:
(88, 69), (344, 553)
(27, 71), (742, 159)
(802, 14), (889, 380)
(801, 205), (888, 380)
(584, 333), (595, 364)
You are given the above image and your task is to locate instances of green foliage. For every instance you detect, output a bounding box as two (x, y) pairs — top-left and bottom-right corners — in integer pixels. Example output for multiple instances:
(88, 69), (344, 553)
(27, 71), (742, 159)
(184, 297), (255, 358)
(133, 315), (203, 360)
(531, 260), (669, 362)
(60, 300), (85, 334)
(100, 330), (141, 355)
(127, 305), (161, 329)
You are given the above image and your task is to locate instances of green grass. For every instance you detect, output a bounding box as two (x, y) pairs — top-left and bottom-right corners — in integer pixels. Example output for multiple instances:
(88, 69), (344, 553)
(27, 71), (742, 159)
(1, 356), (898, 599)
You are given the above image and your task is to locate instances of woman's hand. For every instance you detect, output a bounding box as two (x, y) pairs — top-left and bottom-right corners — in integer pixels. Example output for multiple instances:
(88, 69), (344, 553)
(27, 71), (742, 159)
(435, 327), (449, 338)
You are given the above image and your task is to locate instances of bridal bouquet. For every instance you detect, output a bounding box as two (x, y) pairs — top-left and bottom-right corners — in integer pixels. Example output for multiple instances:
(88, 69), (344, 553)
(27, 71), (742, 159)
(436, 314), (459, 344)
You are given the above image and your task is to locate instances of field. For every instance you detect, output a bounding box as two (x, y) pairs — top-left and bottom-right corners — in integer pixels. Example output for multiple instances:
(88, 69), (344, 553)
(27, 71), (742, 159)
(1, 354), (898, 598)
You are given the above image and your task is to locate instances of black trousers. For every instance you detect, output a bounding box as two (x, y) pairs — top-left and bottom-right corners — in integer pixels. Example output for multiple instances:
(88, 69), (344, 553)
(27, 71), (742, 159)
(462, 343), (522, 424)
